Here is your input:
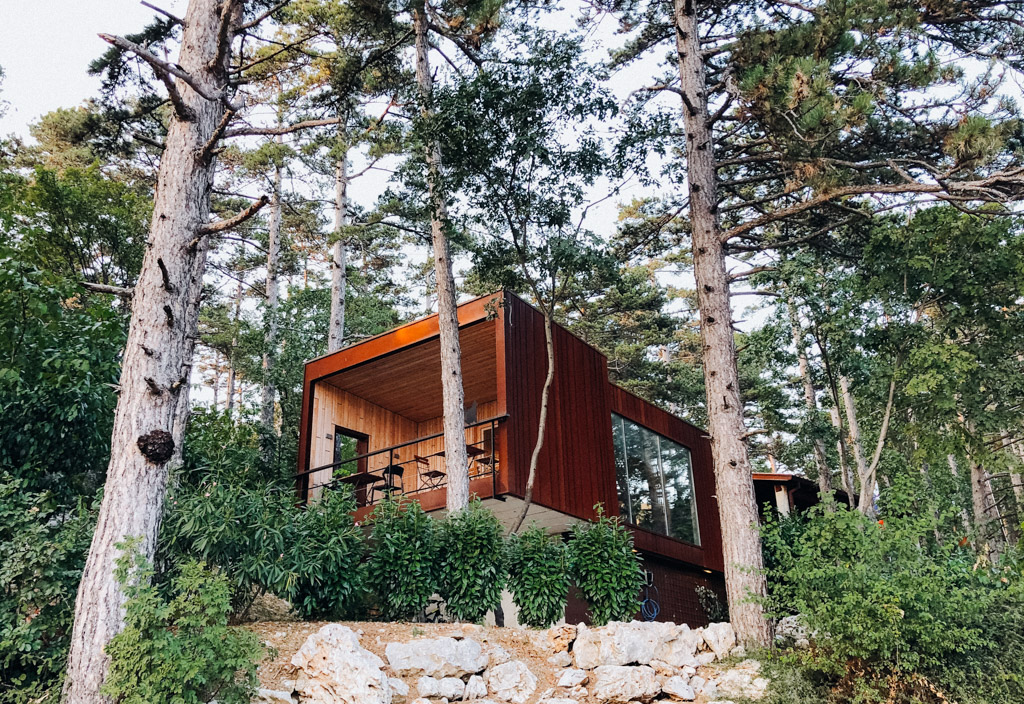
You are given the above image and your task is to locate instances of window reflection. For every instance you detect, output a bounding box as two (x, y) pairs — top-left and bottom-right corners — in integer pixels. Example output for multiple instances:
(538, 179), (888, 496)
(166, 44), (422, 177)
(611, 413), (699, 545)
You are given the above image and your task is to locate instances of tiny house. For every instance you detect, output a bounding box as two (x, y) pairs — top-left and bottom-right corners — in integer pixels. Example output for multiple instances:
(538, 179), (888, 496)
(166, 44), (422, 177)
(297, 291), (731, 625)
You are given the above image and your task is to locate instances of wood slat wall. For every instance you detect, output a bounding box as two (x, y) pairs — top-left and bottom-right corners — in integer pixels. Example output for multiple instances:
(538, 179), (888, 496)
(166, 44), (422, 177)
(309, 384), (417, 493)
(501, 294), (619, 521)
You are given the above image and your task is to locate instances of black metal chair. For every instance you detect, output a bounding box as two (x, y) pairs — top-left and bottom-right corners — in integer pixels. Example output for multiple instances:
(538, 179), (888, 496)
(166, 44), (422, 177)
(372, 464), (404, 502)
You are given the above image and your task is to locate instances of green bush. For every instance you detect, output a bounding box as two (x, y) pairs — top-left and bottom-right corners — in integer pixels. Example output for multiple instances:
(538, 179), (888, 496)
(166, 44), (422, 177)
(566, 505), (643, 626)
(436, 499), (505, 622)
(287, 487), (366, 619)
(506, 525), (568, 628)
(763, 504), (1024, 704)
(0, 476), (94, 703)
(102, 546), (263, 704)
(365, 496), (437, 621)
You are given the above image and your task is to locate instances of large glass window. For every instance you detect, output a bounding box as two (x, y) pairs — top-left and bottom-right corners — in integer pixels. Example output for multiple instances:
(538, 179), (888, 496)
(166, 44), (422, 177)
(611, 413), (699, 545)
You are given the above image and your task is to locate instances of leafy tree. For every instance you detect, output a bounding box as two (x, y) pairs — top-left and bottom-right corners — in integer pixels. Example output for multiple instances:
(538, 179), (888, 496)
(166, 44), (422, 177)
(0, 253), (125, 500)
(365, 496), (438, 621)
(436, 499), (505, 622)
(505, 525), (568, 629)
(566, 505), (644, 626)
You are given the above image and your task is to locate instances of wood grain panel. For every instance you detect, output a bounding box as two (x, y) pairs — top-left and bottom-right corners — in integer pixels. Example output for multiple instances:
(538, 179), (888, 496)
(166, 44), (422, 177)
(502, 293), (618, 522)
(308, 384), (418, 495)
(322, 320), (497, 423)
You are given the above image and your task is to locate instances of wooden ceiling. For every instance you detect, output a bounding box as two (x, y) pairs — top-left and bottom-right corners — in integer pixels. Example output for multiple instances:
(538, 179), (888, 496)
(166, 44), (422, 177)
(323, 319), (498, 423)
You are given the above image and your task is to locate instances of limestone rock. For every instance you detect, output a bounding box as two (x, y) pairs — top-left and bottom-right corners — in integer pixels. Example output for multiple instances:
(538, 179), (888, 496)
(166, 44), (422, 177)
(465, 675), (488, 700)
(410, 699), (430, 704)
(697, 652), (716, 666)
(648, 659), (677, 677)
(557, 668), (588, 688)
(417, 676), (465, 700)
(573, 621), (678, 669)
(548, 651), (573, 668)
(485, 661), (538, 704)
(386, 637), (488, 677)
(591, 665), (661, 703)
(717, 661), (768, 700)
(290, 624), (391, 704)
(702, 623), (736, 660)
(485, 644), (512, 667)
(548, 624), (577, 652)
(254, 688), (296, 704)
(655, 625), (703, 668)
(661, 676), (696, 701)
(689, 675), (706, 694)
(389, 679), (410, 703)
(775, 615), (810, 649)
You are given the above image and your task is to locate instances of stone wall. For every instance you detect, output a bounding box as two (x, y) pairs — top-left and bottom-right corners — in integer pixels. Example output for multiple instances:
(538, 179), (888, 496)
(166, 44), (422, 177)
(255, 620), (772, 704)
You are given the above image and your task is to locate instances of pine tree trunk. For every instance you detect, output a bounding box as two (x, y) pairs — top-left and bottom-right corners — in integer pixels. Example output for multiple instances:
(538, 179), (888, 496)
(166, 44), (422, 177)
(413, 1), (469, 511)
(673, 0), (769, 647)
(328, 152), (348, 353)
(786, 300), (832, 499)
(63, 1), (237, 699)
(946, 453), (974, 531)
(261, 155), (282, 456)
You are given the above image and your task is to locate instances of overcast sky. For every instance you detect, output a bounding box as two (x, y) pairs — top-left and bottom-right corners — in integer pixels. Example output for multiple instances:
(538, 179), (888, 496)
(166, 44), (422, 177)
(0, 1), (191, 137)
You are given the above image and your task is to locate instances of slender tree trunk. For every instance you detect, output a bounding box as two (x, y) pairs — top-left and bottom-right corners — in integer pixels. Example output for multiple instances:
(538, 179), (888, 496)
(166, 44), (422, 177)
(225, 264), (242, 414)
(946, 453), (974, 531)
(211, 351), (221, 410)
(828, 407), (856, 507)
(413, 2), (469, 511)
(1000, 433), (1024, 521)
(63, 1), (240, 699)
(260, 153), (282, 460)
(673, 0), (769, 646)
(510, 312), (556, 533)
(328, 148), (348, 353)
(786, 300), (832, 499)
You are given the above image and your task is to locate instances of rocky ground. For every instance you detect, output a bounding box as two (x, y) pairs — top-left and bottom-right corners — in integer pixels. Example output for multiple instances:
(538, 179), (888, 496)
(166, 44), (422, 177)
(243, 617), (773, 704)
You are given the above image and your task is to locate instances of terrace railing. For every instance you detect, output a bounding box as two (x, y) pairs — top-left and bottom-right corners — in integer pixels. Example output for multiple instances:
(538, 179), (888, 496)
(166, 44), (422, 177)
(298, 415), (507, 507)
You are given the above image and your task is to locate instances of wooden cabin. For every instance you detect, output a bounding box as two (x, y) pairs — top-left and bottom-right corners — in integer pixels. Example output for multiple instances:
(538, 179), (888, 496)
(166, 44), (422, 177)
(297, 291), (733, 625)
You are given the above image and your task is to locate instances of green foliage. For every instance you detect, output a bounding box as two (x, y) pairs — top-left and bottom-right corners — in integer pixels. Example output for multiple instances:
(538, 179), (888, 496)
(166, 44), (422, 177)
(102, 547), (263, 704)
(0, 254), (125, 502)
(365, 496), (437, 621)
(566, 505), (643, 626)
(505, 525), (568, 629)
(695, 585), (727, 623)
(0, 477), (94, 703)
(436, 499), (505, 623)
(763, 505), (1024, 704)
(161, 410), (365, 620)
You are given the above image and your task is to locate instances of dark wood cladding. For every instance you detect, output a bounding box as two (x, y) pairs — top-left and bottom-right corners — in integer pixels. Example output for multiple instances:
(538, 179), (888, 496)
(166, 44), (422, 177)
(608, 385), (724, 573)
(500, 293), (618, 521)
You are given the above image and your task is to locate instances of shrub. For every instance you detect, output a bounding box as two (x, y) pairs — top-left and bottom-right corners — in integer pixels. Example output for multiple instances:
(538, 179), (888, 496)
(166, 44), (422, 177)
(436, 499), (505, 622)
(0, 476), (94, 703)
(566, 505), (643, 626)
(161, 411), (365, 620)
(102, 546), (263, 704)
(763, 504), (1024, 704)
(365, 496), (437, 621)
(506, 525), (568, 628)
(287, 487), (366, 619)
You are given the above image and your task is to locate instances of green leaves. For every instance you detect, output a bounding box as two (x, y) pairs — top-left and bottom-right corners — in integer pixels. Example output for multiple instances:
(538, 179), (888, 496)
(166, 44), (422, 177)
(566, 505), (644, 626)
(102, 550), (263, 704)
(366, 496), (438, 621)
(506, 525), (568, 628)
(435, 499), (505, 623)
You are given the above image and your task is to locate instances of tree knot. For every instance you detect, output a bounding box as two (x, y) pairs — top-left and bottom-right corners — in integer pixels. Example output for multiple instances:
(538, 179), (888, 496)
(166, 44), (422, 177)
(137, 429), (174, 464)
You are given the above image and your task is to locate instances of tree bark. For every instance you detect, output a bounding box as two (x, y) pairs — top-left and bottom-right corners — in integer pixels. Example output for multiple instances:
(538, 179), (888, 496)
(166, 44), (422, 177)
(946, 453), (974, 531)
(840, 373), (895, 516)
(510, 312), (556, 533)
(226, 259), (243, 414)
(261, 151), (282, 457)
(786, 300), (832, 499)
(63, 1), (240, 699)
(829, 407), (857, 508)
(673, 0), (769, 647)
(328, 149), (348, 353)
(413, 1), (469, 511)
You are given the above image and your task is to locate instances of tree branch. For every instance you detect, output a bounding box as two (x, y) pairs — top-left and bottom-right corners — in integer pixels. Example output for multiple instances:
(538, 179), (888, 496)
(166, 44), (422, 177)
(81, 281), (134, 299)
(140, 1), (183, 25)
(195, 195), (269, 240)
